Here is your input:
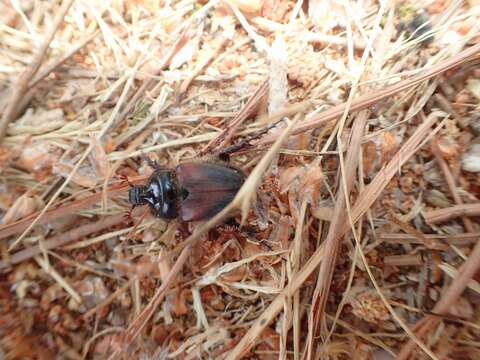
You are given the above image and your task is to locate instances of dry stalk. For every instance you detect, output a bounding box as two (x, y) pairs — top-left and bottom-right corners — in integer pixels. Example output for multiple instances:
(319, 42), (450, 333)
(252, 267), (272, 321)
(227, 105), (441, 360)
(379, 232), (480, 247)
(0, 0), (76, 144)
(175, 36), (229, 104)
(430, 137), (475, 232)
(384, 254), (424, 266)
(28, 31), (99, 89)
(0, 177), (145, 241)
(35, 255), (82, 303)
(82, 279), (134, 320)
(12, 31), (99, 120)
(8, 30), (159, 251)
(309, 33), (366, 50)
(109, 29), (190, 141)
(201, 79), (269, 154)
(423, 203), (480, 224)
(388, 214), (448, 250)
(397, 233), (480, 359)
(306, 111), (367, 357)
(106, 111), (301, 358)
(258, 43), (480, 145)
(346, 113), (445, 235)
(291, 201), (308, 360)
(0, 213), (126, 269)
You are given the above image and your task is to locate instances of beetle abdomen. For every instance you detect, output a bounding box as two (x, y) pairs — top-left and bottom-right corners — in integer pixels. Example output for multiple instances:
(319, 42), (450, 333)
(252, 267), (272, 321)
(176, 162), (245, 222)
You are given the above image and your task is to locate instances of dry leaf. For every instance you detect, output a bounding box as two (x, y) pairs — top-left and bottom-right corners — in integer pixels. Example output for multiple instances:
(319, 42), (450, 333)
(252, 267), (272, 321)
(2, 194), (43, 225)
(278, 166), (304, 193)
(257, 326), (280, 352)
(16, 142), (59, 174)
(379, 131), (398, 164)
(362, 140), (377, 175)
(448, 297), (474, 319)
(311, 206), (333, 222)
(349, 291), (390, 324)
(90, 136), (111, 178)
(435, 136), (459, 160)
(287, 132), (310, 150)
(0, 146), (12, 167)
(174, 288), (189, 316)
(299, 164), (324, 205)
(53, 162), (98, 188)
(7, 108), (65, 136)
(261, 0), (290, 21)
(462, 143), (480, 172)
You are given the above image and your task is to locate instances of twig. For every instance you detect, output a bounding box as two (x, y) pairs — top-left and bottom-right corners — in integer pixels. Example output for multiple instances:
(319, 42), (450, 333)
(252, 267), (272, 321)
(226, 106), (441, 360)
(379, 232), (480, 247)
(82, 278), (134, 320)
(29, 31), (99, 89)
(0, 0), (76, 144)
(397, 232), (480, 359)
(306, 111), (367, 357)
(423, 203), (480, 224)
(430, 137), (475, 232)
(175, 36), (229, 104)
(11, 31), (99, 121)
(109, 29), (190, 141)
(201, 79), (269, 154)
(0, 178), (145, 241)
(257, 43), (480, 145)
(106, 109), (301, 358)
(0, 214), (126, 269)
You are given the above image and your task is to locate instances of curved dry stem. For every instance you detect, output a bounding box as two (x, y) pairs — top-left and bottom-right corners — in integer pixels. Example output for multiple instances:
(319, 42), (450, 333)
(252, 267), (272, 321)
(107, 109), (301, 357)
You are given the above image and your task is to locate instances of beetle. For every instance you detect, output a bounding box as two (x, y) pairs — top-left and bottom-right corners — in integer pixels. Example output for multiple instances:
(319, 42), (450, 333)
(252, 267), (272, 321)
(127, 159), (245, 222)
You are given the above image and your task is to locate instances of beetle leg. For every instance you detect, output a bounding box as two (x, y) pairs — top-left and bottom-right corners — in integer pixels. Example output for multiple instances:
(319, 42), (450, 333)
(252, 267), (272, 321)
(142, 153), (162, 170)
(123, 205), (135, 224)
(214, 119), (285, 160)
(216, 142), (252, 162)
(222, 218), (258, 238)
(119, 174), (134, 187)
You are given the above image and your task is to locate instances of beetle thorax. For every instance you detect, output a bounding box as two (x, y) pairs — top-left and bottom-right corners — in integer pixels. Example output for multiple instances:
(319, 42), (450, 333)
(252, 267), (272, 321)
(144, 170), (178, 219)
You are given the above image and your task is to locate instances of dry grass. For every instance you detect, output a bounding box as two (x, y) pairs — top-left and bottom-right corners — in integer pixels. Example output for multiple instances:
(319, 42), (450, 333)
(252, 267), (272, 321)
(1, 1), (480, 359)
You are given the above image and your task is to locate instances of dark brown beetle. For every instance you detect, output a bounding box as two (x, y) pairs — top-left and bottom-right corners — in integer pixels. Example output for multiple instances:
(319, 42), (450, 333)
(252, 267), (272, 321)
(127, 159), (245, 222)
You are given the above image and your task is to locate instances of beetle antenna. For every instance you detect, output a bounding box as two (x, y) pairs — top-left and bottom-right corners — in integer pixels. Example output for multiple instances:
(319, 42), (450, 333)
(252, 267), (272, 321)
(141, 153), (162, 170)
(119, 174), (134, 187)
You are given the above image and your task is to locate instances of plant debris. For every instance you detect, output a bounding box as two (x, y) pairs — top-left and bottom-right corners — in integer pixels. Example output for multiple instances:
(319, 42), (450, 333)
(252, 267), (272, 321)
(1, 1), (479, 359)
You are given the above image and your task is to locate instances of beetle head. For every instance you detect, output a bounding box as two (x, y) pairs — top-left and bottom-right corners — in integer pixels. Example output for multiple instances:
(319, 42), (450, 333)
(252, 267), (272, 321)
(128, 185), (148, 206)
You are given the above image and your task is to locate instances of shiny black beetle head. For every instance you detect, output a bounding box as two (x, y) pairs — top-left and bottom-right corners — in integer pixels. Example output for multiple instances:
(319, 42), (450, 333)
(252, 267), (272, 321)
(128, 185), (148, 206)
(128, 170), (178, 219)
